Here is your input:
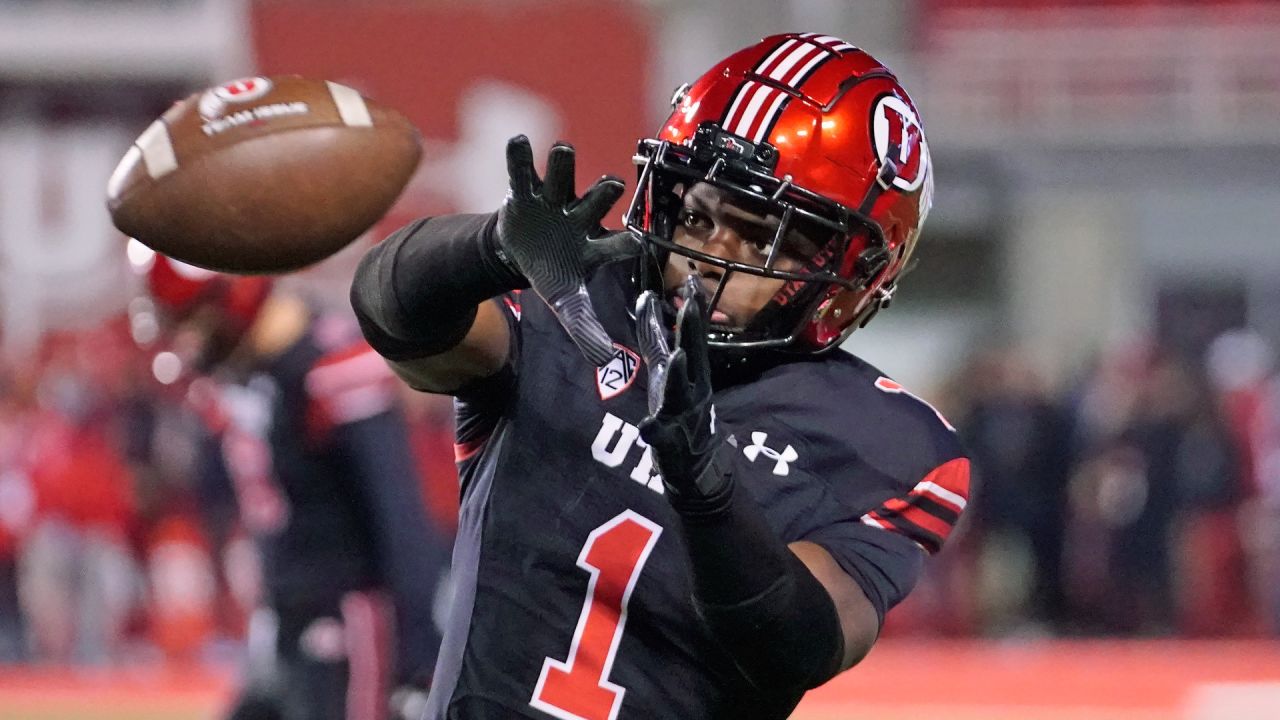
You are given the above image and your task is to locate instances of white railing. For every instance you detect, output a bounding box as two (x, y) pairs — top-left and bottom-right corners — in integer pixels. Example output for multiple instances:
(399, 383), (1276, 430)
(915, 3), (1280, 147)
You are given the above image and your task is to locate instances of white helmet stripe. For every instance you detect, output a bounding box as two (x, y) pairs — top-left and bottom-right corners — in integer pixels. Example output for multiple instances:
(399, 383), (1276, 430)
(753, 91), (789, 144)
(799, 33), (858, 53)
(767, 42), (823, 84)
(729, 82), (774, 139)
(721, 81), (754, 132)
(756, 38), (799, 76)
(720, 33), (855, 144)
(786, 49), (830, 87)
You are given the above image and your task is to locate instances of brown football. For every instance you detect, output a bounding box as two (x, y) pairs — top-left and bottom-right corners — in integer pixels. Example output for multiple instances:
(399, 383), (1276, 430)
(106, 75), (421, 273)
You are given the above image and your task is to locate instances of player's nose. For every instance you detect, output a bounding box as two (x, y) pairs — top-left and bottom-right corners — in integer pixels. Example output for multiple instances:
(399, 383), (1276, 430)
(688, 224), (744, 280)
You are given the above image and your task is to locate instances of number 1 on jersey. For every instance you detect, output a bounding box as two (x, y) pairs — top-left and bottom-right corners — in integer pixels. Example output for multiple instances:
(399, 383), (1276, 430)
(531, 510), (662, 720)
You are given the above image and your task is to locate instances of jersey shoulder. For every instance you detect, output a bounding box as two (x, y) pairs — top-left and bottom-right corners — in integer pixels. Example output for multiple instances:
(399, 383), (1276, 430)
(740, 351), (966, 484)
(730, 352), (970, 554)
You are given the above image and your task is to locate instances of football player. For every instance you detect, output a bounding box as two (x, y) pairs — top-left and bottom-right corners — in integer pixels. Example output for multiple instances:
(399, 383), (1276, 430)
(134, 250), (451, 720)
(352, 33), (969, 719)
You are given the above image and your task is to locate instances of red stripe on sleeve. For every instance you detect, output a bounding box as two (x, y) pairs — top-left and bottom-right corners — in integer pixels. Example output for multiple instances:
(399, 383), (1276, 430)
(454, 436), (490, 463)
(866, 457), (971, 553)
(921, 457), (971, 506)
(880, 497), (954, 539)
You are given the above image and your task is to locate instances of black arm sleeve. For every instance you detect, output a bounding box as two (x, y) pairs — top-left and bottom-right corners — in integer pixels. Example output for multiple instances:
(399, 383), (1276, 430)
(672, 450), (845, 693)
(349, 213), (527, 361)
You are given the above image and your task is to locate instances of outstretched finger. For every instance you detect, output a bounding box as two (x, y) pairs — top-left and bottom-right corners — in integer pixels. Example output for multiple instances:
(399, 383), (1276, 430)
(660, 348), (696, 413)
(635, 291), (672, 413)
(505, 135), (538, 200)
(635, 291), (671, 367)
(544, 143), (576, 209)
(583, 231), (642, 273)
(569, 176), (625, 231)
(674, 276), (709, 352)
(674, 276), (712, 388)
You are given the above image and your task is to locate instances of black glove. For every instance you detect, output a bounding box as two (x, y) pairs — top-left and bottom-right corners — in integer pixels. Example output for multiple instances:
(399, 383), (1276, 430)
(636, 276), (728, 504)
(497, 135), (638, 366)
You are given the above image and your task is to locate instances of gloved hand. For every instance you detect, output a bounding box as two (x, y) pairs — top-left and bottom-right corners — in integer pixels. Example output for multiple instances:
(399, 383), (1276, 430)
(636, 276), (728, 503)
(498, 135), (638, 366)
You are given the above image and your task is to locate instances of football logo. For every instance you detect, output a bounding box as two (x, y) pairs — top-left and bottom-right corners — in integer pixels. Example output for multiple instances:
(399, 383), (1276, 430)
(198, 77), (274, 120)
(596, 345), (640, 401)
(213, 77), (274, 103)
(872, 94), (929, 192)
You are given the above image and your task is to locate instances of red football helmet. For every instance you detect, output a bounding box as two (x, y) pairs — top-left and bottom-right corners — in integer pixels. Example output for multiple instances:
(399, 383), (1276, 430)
(128, 240), (272, 373)
(625, 32), (933, 352)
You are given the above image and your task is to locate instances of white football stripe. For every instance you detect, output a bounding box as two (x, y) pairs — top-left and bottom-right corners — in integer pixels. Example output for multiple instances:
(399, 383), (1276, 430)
(915, 480), (968, 510)
(754, 91), (789, 143)
(327, 81), (373, 127)
(136, 120), (178, 180)
(106, 146), (141, 200)
(730, 83), (774, 139)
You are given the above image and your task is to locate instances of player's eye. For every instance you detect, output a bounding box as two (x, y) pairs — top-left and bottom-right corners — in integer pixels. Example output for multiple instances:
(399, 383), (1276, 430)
(744, 229), (776, 259)
(678, 209), (712, 232)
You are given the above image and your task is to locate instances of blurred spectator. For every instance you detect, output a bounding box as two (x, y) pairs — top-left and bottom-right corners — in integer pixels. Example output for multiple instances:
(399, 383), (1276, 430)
(1207, 329), (1280, 635)
(16, 337), (141, 664)
(950, 347), (1075, 635)
(144, 512), (218, 663)
(1065, 345), (1248, 635)
(0, 358), (36, 662)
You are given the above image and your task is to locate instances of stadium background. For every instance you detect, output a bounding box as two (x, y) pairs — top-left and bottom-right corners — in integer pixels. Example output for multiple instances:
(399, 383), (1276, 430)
(1, 0), (1279, 718)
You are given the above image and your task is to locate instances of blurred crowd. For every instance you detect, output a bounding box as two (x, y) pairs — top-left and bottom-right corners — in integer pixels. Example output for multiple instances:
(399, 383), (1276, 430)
(0, 319), (1277, 668)
(0, 319), (459, 667)
(896, 328), (1280, 639)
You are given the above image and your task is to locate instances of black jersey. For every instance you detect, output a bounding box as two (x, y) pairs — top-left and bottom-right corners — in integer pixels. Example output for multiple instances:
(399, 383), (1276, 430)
(428, 263), (969, 720)
(196, 313), (449, 685)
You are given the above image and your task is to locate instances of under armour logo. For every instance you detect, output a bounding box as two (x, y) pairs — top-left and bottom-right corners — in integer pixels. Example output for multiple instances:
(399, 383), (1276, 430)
(742, 432), (798, 476)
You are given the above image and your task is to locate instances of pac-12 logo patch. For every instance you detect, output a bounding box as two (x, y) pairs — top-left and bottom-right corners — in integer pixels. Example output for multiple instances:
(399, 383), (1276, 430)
(871, 93), (929, 192)
(596, 345), (640, 400)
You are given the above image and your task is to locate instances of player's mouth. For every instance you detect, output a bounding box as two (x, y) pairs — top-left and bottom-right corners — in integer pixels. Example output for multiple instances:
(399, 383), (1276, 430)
(671, 291), (735, 326)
